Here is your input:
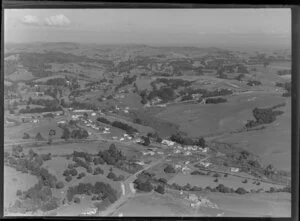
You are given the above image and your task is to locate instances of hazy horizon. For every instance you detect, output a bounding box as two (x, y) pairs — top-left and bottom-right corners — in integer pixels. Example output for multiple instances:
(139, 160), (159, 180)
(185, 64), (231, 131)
(5, 8), (291, 51)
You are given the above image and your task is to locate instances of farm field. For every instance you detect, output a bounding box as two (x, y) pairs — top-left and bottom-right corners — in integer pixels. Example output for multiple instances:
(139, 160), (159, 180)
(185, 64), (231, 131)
(155, 92), (287, 138)
(4, 166), (39, 209)
(169, 173), (285, 191)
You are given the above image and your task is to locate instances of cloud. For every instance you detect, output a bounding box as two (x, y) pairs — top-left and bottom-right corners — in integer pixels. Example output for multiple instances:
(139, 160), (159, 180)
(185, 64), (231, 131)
(19, 15), (41, 26)
(44, 14), (71, 27)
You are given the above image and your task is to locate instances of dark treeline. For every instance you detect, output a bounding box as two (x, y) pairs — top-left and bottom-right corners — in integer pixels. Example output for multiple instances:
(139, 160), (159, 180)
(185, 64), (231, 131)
(245, 104), (284, 128)
(205, 97), (228, 104)
(169, 133), (206, 147)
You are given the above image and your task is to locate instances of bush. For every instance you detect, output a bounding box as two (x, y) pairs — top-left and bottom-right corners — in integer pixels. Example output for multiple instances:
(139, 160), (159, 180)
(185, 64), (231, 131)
(205, 97), (227, 104)
(35, 132), (45, 141)
(63, 170), (70, 177)
(16, 190), (22, 196)
(97, 117), (111, 125)
(164, 165), (176, 173)
(155, 185), (165, 194)
(213, 173), (220, 177)
(56, 181), (64, 189)
(67, 164), (75, 170)
(135, 181), (153, 192)
(73, 197), (81, 204)
(69, 168), (78, 176)
(23, 132), (30, 139)
(216, 184), (230, 193)
(93, 157), (105, 165)
(93, 167), (104, 175)
(65, 176), (72, 182)
(158, 178), (168, 184)
(242, 179), (248, 183)
(224, 173), (228, 177)
(190, 170), (206, 176)
(77, 172), (86, 179)
(235, 187), (247, 195)
(214, 178), (218, 182)
(107, 172), (118, 181)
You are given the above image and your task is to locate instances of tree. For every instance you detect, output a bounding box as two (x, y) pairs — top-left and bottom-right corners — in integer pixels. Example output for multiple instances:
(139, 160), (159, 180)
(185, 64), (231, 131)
(35, 132), (45, 141)
(49, 129), (56, 137)
(61, 128), (70, 140)
(164, 165), (176, 173)
(56, 181), (64, 189)
(73, 197), (81, 204)
(235, 187), (247, 195)
(65, 176), (72, 182)
(155, 185), (165, 194)
(142, 136), (150, 146)
(23, 132), (30, 139)
(194, 137), (205, 148)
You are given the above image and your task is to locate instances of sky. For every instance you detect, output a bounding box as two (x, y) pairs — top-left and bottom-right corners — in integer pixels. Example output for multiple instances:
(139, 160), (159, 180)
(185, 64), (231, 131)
(4, 8), (291, 49)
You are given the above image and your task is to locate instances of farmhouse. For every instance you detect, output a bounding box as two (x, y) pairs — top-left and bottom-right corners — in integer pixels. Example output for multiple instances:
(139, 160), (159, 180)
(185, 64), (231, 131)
(199, 162), (211, 168)
(230, 167), (240, 173)
(73, 109), (93, 113)
(161, 139), (175, 146)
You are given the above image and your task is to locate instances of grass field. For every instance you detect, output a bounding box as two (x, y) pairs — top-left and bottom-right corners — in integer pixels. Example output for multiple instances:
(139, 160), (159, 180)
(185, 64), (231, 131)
(111, 192), (195, 217)
(213, 98), (291, 171)
(156, 92), (287, 138)
(4, 166), (39, 209)
(169, 173), (284, 191)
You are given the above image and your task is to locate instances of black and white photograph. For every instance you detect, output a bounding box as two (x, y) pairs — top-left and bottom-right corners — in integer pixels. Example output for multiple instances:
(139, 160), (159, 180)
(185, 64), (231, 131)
(2, 6), (293, 217)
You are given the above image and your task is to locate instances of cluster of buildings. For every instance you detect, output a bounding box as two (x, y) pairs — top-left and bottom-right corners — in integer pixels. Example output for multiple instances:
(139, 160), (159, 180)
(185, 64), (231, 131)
(187, 194), (218, 209)
(114, 105), (130, 114)
(112, 133), (133, 141)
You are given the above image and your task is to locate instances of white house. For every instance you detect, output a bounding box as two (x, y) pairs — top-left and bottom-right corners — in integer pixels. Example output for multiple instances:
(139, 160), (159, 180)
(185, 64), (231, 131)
(230, 167), (240, 173)
(91, 112), (96, 116)
(112, 136), (118, 140)
(162, 139), (175, 146)
(185, 161), (190, 165)
(157, 151), (164, 155)
(184, 151), (192, 156)
(73, 109), (93, 113)
(120, 138), (125, 141)
(175, 164), (182, 169)
(174, 150), (181, 154)
(200, 162), (211, 168)
(124, 110), (129, 114)
(135, 161), (145, 166)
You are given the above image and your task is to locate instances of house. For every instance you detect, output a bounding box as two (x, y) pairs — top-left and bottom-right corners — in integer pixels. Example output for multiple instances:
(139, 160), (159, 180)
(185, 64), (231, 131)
(188, 194), (199, 202)
(134, 138), (143, 143)
(73, 109), (93, 113)
(124, 110), (129, 114)
(112, 136), (118, 140)
(184, 151), (191, 156)
(104, 127), (110, 131)
(230, 167), (240, 173)
(161, 139), (175, 146)
(120, 138), (125, 141)
(182, 166), (191, 173)
(35, 92), (44, 97)
(157, 151), (164, 155)
(199, 162), (211, 168)
(174, 150), (181, 154)
(202, 147), (209, 153)
(187, 146), (193, 150)
(135, 161), (145, 166)
(185, 161), (190, 165)
(32, 119), (39, 124)
(91, 112), (96, 116)
(175, 164), (182, 169)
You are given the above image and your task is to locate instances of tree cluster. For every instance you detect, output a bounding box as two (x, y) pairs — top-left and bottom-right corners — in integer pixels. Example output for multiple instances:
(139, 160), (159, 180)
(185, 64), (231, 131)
(66, 182), (118, 204)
